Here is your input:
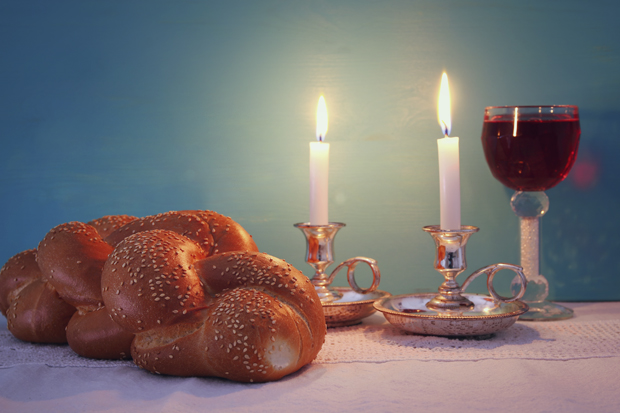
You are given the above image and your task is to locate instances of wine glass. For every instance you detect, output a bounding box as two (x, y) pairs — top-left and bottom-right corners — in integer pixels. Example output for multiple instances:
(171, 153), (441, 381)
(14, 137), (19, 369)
(481, 105), (580, 320)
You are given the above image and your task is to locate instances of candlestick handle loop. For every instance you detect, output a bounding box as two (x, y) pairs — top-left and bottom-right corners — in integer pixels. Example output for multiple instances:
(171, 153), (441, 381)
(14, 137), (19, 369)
(461, 263), (527, 304)
(329, 257), (381, 295)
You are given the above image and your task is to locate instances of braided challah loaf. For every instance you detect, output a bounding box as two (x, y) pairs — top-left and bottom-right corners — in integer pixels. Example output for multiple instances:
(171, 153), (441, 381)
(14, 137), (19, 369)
(0, 210), (326, 382)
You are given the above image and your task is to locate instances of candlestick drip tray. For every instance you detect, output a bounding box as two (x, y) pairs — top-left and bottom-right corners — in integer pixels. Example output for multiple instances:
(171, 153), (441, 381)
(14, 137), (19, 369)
(323, 287), (391, 328)
(374, 293), (528, 337)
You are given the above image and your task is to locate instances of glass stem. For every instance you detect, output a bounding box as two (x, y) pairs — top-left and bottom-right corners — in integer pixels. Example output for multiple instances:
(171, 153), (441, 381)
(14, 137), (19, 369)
(520, 216), (539, 282)
(517, 215), (549, 303)
(510, 191), (550, 303)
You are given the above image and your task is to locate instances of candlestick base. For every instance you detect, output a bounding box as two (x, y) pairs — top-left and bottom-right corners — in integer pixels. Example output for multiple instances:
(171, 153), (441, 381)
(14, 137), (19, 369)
(374, 225), (529, 337)
(322, 287), (391, 327)
(374, 293), (528, 337)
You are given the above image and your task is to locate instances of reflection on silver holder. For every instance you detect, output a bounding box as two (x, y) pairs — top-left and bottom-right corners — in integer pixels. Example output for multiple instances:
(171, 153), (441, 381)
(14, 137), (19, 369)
(374, 225), (530, 337)
(295, 222), (388, 327)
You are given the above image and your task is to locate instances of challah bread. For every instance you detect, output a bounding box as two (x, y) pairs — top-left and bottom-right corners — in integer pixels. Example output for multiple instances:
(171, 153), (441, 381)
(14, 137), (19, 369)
(0, 249), (76, 343)
(1, 210), (325, 382)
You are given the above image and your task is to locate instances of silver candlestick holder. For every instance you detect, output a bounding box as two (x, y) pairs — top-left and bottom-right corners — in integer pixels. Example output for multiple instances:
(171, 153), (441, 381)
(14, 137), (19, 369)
(423, 225), (479, 311)
(374, 225), (530, 337)
(295, 222), (389, 327)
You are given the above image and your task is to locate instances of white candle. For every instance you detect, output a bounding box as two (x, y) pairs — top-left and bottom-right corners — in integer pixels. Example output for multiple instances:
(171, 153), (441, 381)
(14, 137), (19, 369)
(437, 136), (461, 230)
(437, 73), (461, 230)
(310, 96), (329, 225)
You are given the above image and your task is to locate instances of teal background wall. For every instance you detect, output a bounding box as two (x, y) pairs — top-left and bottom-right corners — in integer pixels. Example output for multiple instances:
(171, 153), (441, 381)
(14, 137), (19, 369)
(1, 0), (619, 300)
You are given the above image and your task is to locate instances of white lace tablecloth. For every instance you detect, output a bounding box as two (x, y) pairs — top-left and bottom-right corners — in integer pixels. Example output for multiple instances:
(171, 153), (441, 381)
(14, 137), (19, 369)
(1, 302), (619, 413)
(1, 317), (619, 369)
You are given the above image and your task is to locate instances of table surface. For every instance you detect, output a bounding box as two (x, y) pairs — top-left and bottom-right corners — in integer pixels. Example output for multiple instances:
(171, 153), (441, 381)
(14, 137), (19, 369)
(1, 301), (619, 413)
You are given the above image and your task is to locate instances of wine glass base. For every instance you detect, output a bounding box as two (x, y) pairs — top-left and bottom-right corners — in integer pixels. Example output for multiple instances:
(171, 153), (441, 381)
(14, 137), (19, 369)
(518, 301), (574, 321)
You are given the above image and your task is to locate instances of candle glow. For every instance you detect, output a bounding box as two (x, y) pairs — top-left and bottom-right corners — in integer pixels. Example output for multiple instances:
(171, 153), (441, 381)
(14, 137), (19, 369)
(436, 72), (461, 230)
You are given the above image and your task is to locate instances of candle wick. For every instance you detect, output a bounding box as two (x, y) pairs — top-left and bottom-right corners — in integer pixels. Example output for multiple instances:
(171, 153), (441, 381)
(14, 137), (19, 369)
(440, 121), (450, 137)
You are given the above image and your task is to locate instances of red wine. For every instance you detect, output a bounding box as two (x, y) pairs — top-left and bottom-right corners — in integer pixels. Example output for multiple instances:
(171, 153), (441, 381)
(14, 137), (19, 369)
(481, 118), (580, 191)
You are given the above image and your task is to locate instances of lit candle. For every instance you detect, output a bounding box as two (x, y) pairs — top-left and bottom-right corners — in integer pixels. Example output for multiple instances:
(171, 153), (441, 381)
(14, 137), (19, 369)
(437, 72), (461, 230)
(309, 96), (329, 225)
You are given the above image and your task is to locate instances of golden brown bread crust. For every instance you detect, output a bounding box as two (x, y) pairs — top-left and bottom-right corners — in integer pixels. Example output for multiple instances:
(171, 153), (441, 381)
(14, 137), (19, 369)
(181, 210), (258, 255)
(0, 216), (133, 348)
(104, 210), (258, 255)
(101, 229), (209, 333)
(66, 308), (135, 359)
(37, 221), (113, 309)
(199, 287), (311, 382)
(131, 289), (307, 382)
(130, 315), (214, 377)
(87, 215), (138, 239)
(6, 278), (76, 343)
(35, 218), (138, 357)
(0, 249), (41, 315)
(196, 251), (325, 369)
(0, 248), (76, 343)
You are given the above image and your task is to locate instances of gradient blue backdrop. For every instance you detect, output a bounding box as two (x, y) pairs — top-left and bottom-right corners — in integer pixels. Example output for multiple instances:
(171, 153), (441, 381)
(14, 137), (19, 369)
(1, 0), (619, 300)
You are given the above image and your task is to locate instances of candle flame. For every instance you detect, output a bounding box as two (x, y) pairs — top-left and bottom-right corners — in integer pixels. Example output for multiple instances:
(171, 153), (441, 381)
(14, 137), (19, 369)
(316, 95), (328, 142)
(437, 72), (451, 136)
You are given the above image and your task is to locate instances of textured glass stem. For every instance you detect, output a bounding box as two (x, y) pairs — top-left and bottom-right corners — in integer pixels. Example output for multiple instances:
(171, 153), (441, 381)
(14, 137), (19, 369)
(520, 217), (539, 281)
(517, 216), (549, 303)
